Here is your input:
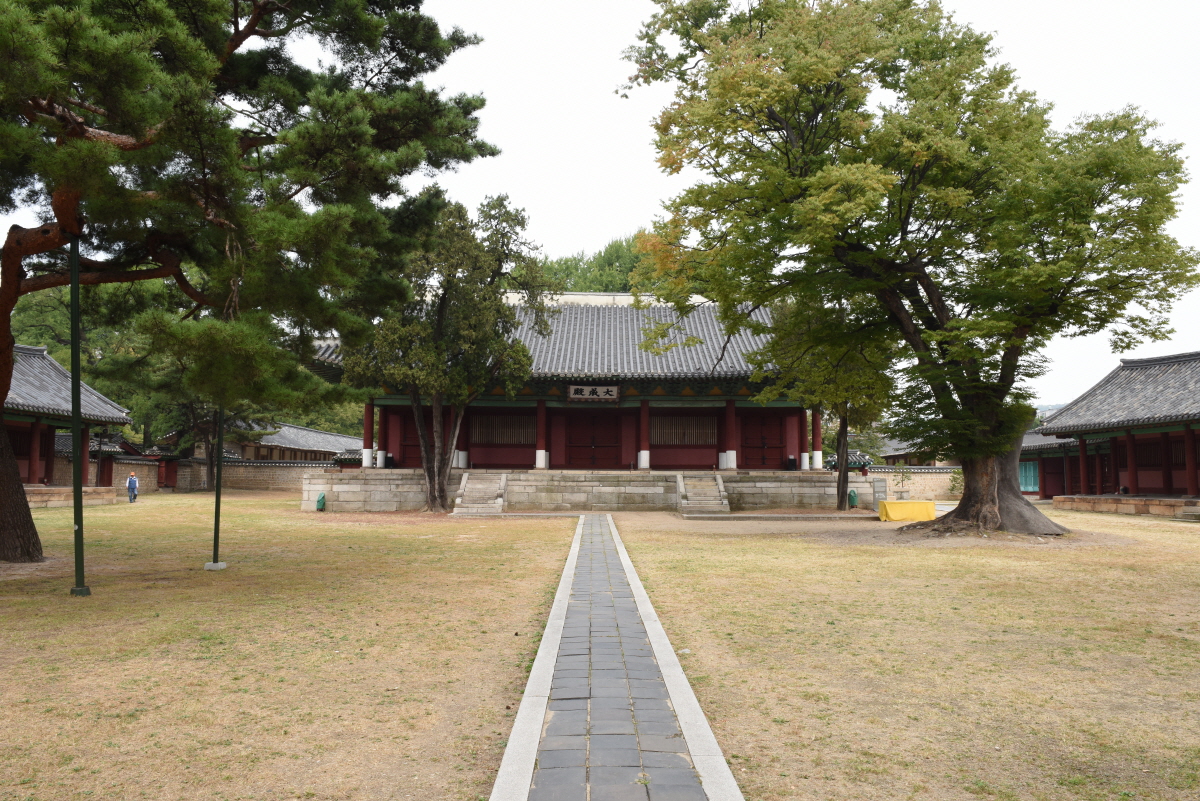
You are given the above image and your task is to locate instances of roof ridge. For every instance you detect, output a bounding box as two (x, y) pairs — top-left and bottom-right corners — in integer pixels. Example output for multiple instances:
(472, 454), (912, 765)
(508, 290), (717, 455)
(14, 343), (49, 354)
(1118, 350), (1200, 367)
(274, 421), (358, 438)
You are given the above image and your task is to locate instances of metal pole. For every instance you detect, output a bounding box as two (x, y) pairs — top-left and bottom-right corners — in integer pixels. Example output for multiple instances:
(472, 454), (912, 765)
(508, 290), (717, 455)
(206, 405), (227, 570)
(69, 234), (89, 596)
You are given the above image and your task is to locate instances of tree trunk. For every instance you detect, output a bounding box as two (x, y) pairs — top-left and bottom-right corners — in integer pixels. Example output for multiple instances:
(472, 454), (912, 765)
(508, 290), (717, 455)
(835, 413), (850, 511)
(202, 426), (216, 491)
(0, 426), (43, 562)
(928, 429), (1068, 535)
(412, 390), (452, 512)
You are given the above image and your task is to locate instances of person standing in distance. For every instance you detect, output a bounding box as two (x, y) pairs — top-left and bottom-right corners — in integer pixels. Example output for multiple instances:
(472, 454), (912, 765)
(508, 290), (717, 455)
(126, 471), (139, 503)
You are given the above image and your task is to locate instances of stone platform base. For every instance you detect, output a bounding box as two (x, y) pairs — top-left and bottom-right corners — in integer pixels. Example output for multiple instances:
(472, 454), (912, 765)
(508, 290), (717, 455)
(25, 485), (119, 509)
(1052, 494), (1200, 518)
(301, 469), (880, 513)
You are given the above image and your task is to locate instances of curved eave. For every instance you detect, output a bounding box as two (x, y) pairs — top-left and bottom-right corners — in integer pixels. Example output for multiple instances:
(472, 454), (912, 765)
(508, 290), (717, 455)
(4, 401), (130, 426)
(1037, 413), (1200, 436)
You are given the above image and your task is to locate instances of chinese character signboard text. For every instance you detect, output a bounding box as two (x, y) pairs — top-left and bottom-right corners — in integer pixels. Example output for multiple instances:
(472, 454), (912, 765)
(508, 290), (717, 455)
(567, 385), (620, 401)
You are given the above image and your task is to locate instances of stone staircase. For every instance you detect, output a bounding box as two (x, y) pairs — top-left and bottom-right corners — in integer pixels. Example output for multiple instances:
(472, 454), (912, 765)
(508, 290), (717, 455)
(677, 474), (730, 515)
(1175, 506), (1200, 523)
(452, 472), (507, 515)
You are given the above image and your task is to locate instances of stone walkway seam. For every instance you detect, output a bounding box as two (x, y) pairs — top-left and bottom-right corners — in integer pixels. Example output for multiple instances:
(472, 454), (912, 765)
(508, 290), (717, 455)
(605, 515), (745, 801)
(489, 515), (586, 801)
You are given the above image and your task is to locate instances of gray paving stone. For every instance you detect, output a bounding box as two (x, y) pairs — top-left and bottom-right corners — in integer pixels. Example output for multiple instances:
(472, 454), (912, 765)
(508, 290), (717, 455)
(591, 783), (650, 801)
(640, 752), (693, 769)
(588, 749), (642, 767)
(549, 698), (588, 711)
(647, 785), (706, 801)
(540, 735), (587, 751)
(529, 784), (586, 801)
(532, 766), (587, 787)
(537, 749), (586, 768)
(588, 767), (644, 785)
(643, 768), (700, 786)
(637, 734), (688, 753)
(590, 734), (639, 750)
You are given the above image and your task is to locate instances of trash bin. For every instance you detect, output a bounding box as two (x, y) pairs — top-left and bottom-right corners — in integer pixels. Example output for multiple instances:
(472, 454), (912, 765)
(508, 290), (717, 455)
(786, 456), (797, 471)
(848, 489), (858, 508)
(316, 492), (326, 512)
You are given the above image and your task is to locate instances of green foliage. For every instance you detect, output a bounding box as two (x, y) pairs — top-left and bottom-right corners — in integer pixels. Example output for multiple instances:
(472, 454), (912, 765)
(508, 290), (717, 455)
(342, 197), (557, 508)
(542, 235), (644, 292)
(278, 401), (365, 438)
(949, 469), (965, 496)
(629, 0), (1199, 470)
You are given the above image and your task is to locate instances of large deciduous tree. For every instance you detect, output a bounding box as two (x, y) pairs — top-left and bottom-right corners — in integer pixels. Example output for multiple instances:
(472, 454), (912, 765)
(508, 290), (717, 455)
(629, 0), (1198, 532)
(342, 197), (557, 512)
(0, 0), (494, 559)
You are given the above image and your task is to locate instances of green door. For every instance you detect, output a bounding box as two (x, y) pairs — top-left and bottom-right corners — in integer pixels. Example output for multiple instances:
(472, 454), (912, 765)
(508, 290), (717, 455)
(1019, 461), (1039, 493)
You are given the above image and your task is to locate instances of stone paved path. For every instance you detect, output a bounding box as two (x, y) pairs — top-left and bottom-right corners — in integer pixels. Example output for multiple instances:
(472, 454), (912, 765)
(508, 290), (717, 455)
(526, 515), (709, 801)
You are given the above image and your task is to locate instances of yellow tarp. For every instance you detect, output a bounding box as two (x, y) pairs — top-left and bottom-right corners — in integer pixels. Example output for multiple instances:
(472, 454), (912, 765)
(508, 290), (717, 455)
(878, 500), (937, 522)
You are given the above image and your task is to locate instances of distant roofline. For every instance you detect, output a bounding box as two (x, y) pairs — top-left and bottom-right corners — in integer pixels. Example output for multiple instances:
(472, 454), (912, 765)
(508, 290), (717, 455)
(1119, 350), (1200, 368)
(501, 291), (709, 307)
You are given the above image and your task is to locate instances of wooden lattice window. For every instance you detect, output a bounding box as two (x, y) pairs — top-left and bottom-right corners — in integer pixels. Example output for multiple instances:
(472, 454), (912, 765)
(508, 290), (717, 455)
(650, 416), (718, 446)
(1135, 441), (1161, 468)
(470, 415), (536, 445)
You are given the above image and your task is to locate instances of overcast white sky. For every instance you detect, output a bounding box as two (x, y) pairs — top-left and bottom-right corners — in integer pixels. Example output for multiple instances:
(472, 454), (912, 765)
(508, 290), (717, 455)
(6, 1), (1195, 406)
(414, 0), (1200, 406)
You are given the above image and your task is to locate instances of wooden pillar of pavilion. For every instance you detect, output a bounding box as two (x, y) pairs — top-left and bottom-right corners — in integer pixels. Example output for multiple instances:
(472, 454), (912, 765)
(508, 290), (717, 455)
(1109, 437), (1120, 494)
(811, 407), (823, 470)
(1185, 426), (1199, 497)
(1063, 448), (1072, 495)
(723, 400), (738, 469)
(536, 399), (548, 469)
(362, 399), (374, 467)
(1161, 432), (1174, 494)
(27, 420), (42, 485)
(1077, 437), (1089, 495)
(799, 408), (809, 470)
(1037, 456), (1048, 500)
(1124, 430), (1139, 494)
(638, 399), (650, 469)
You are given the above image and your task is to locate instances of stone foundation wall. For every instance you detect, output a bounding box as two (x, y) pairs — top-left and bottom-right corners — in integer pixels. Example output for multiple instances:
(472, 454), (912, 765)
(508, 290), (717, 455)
(301, 469), (887, 513)
(175, 460), (333, 493)
(865, 466), (961, 501)
(301, 468), (435, 512)
(26, 486), (118, 508)
(1053, 494), (1199, 518)
(722, 473), (878, 510)
(506, 472), (678, 512)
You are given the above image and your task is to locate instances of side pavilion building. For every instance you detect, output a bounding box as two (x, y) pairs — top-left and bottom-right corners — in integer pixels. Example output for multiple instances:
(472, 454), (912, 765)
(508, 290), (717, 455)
(318, 294), (827, 473)
(1033, 351), (1200, 498)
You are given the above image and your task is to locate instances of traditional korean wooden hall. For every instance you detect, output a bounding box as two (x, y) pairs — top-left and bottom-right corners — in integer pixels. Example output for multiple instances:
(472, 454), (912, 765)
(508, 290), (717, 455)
(305, 294), (878, 514)
(349, 294), (825, 473)
(1032, 351), (1200, 511)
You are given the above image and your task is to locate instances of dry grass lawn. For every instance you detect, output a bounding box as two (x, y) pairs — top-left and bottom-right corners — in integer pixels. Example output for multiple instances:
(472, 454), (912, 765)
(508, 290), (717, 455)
(616, 509), (1200, 801)
(0, 491), (575, 801)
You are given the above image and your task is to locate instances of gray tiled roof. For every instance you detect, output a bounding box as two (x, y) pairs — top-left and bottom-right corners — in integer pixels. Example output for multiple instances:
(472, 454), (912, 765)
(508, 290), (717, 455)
(1037, 351), (1200, 435)
(312, 302), (770, 380)
(259, 423), (359, 454)
(6, 345), (130, 425)
(519, 304), (769, 379)
(1021, 432), (1065, 452)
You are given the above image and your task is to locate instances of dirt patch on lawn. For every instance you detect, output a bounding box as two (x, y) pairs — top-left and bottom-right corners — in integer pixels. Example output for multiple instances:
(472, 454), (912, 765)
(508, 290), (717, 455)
(617, 507), (1200, 801)
(0, 491), (575, 801)
(615, 511), (1138, 549)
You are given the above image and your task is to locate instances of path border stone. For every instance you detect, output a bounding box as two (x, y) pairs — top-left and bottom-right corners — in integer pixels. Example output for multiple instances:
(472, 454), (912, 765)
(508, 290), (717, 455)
(605, 515), (744, 801)
(489, 514), (743, 801)
(490, 516), (585, 800)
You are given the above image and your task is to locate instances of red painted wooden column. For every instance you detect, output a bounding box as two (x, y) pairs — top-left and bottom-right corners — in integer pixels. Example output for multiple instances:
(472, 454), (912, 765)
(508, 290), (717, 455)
(784, 410), (801, 468)
(81, 425), (90, 486)
(811, 407), (823, 469)
(1185, 426), (1199, 497)
(362, 399), (375, 456)
(27, 420), (42, 484)
(1109, 437), (1120, 494)
(1037, 457), (1047, 500)
(724, 400), (738, 469)
(799, 408), (809, 470)
(1063, 449), (1072, 495)
(1077, 437), (1089, 495)
(1161, 432), (1174, 494)
(1124, 431), (1139, 494)
(536, 400), (548, 469)
(638, 400), (650, 469)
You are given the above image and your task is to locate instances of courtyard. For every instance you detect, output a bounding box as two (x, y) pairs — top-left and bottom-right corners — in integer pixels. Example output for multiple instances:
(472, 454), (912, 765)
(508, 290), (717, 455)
(1, 494), (1197, 800)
